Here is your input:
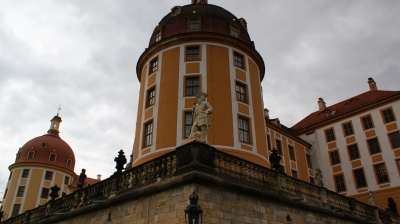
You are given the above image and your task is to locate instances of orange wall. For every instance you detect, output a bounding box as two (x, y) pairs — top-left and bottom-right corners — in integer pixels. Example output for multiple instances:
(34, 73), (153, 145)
(156, 47), (180, 149)
(248, 60), (267, 157)
(133, 65), (147, 161)
(206, 45), (233, 146)
(351, 186), (400, 213)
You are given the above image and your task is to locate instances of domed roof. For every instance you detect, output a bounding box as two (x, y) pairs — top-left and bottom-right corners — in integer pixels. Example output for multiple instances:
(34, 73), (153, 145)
(15, 117), (75, 172)
(149, 3), (252, 47)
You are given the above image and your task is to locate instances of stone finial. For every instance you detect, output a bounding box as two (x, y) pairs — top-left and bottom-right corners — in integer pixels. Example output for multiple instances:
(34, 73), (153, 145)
(269, 148), (283, 172)
(77, 169), (87, 189)
(318, 98), (326, 112)
(49, 185), (60, 201)
(368, 77), (378, 91)
(114, 150), (127, 174)
(264, 108), (270, 120)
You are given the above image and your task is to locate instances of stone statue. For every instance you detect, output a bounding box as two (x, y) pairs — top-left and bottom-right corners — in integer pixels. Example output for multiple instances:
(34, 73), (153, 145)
(77, 169), (87, 189)
(182, 92), (214, 144)
(367, 191), (376, 206)
(315, 168), (324, 187)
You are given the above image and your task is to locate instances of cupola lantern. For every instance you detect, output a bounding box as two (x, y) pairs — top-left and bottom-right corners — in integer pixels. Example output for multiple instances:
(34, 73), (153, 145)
(48, 105), (62, 134)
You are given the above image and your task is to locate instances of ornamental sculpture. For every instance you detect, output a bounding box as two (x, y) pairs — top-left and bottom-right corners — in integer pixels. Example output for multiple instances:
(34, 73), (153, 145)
(367, 191), (376, 206)
(77, 169), (87, 189)
(114, 149), (127, 174)
(182, 92), (214, 145)
(315, 168), (324, 187)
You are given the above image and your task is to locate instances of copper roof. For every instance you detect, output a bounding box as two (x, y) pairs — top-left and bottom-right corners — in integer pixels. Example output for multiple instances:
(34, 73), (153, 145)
(291, 90), (400, 131)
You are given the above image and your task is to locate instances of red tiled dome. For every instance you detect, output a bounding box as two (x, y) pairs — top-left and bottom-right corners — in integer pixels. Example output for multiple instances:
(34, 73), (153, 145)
(149, 4), (253, 47)
(16, 132), (75, 172)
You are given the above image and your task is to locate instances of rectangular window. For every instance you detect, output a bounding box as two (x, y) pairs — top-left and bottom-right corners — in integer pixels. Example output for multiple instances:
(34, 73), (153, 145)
(45, 171), (53, 180)
(49, 153), (56, 162)
(306, 154), (312, 168)
(235, 83), (246, 102)
(185, 77), (199, 96)
(362, 115), (374, 130)
(353, 169), (367, 188)
(155, 31), (161, 42)
(343, 122), (354, 136)
(12, 204), (21, 217)
(150, 58), (158, 74)
(146, 88), (156, 107)
(9, 171), (13, 180)
(374, 163), (389, 184)
(143, 122), (153, 147)
(291, 170), (298, 178)
(275, 140), (282, 155)
(238, 117), (250, 143)
(267, 135), (271, 151)
(230, 25), (239, 38)
(184, 112), (193, 138)
(389, 131), (400, 149)
(334, 174), (346, 192)
(66, 159), (72, 167)
(186, 46), (199, 61)
(41, 188), (49, 199)
(64, 176), (70, 185)
(22, 169), (30, 178)
(28, 151), (35, 159)
(234, 53), (244, 68)
(189, 18), (200, 30)
(325, 128), (335, 142)
(330, 151), (340, 165)
(288, 146), (295, 161)
(348, 144), (360, 160)
(16, 186), (25, 197)
(368, 138), (381, 154)
(3, 188), (8, 198)
(382, 108), (395, 123)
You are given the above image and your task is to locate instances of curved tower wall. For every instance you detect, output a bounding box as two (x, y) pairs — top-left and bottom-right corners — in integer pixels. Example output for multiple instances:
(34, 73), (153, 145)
(133, 38), (268, 167)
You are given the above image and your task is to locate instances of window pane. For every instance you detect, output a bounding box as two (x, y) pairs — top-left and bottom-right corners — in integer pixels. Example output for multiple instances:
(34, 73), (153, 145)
(374, 164), (389, 183)
(238, 118), (250, 143)
(330, 151), (340, 165)
(335, 175), (346, 192)
(383, 109), (395, 123)
(348, 144), (360, 160)
(326, 129), (335, 142)
(289, 146), (295, 161)
(353, 169), (367, 188)
(184, 112), (193, 138)
(186, 47), (199, 61)
(368, 138), (381, 154)
(343, 123), (353, 136)
(362, 116), (373, 129)
(389, 132), (400, 149)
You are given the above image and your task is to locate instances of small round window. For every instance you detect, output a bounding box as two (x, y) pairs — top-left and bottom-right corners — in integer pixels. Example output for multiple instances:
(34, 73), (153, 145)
(41, 142), (47, 148)
(171, 7), (180, 16)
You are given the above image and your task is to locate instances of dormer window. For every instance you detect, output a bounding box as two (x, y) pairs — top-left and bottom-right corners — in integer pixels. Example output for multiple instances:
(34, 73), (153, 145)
(41, 142), (47, 149)
(49, 153), (57, 162)
(188, 18), (200, 30)
(66, 159), (72, 167)
(230, 25), (239, 38)
(27, 151), (35, 159)
(155, 31), (162, 42)
(171, 6), (181, 16)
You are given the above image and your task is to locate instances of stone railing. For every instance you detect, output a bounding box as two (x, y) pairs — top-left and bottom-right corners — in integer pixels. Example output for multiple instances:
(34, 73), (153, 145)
(2, 142), (398, 224)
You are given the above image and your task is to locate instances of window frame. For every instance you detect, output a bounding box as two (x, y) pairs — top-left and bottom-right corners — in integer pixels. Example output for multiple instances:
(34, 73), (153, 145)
(388, 131), (400, 149)
(347, 144), (360, 160)
(12, 204), (21, 217)
(380, 107), (396, 124)
(334, 174), (346, 192)
(342, 121), (354, 136)
(233, 52), (245, 69)
(185, 46), (200, 61)
(188, 18), (201, 30)
(267, 135), (272, 151)
(146, 87), (156, 108)
(49, 153), (57, 162)
(44, 171), (53, 181)
(288, 145), (296, 161)
(16, 186), (25, 197)
(325, 128), (336, 142)
(238, 117), (250, 144)
(306, 154), (312, 168)
(374, 163), (390, 184)
(184, 111), (193, 139)
(171, 6), (181, 16)
(155, 30), (162, 42)
(149, 58), (158, 74)
(64, 176), (70, 185)
(353, 168), (367, 189)
(235, 82), (247, 103)
(367, 138), (381, 155)
(41, 188), (49, 199)
(27, 151), (35, 159)
(21, 169), (30, 178)
(291, 170), (298, 178)
(66, 158), (72, 167)
(230, 24), (239, 38)
(330, 150), (341, 165)
(185, 76), (200, 96)
(275, 139), (282, 155)
(360, 114), (374, 130)
(143, 121), (153, 148)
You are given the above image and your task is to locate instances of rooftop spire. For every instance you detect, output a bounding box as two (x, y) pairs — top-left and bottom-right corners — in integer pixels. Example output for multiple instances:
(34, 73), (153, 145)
(57, 104), (62, 116)
(48, 106), (63, 135)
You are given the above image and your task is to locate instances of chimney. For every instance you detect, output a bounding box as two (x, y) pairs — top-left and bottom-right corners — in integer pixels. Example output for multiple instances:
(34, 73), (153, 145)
(368, 77), (378, 91)
(264, 108), (270, 120)
(97, 174), (102, 181)
(318, 98), (326, 111)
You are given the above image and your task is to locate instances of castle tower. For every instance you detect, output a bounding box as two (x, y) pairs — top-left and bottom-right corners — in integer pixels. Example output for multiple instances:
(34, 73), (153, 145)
(132, 1), (269, 167)
(1, 113), (77, 218)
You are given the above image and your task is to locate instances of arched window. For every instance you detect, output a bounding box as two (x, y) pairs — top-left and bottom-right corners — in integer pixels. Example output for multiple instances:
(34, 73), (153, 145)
(66, 159), (72, 167)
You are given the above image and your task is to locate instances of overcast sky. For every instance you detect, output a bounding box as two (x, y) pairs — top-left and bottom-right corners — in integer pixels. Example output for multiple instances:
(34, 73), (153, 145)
(1, 0), (399, 195)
